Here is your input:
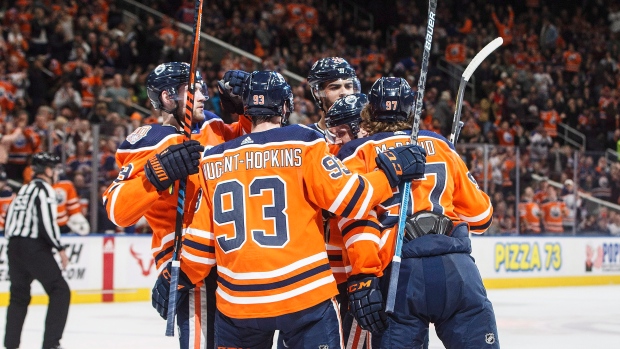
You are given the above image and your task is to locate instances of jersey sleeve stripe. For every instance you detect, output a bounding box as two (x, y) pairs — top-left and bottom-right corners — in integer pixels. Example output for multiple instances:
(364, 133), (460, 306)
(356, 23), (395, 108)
(325, 243), (342, 251)
(340, 177), (365, 217)
(469, 218), (493, 232)
(151, 231), (175, 255)
(341, 220), (382, 238)
(216, 275), (335, 305)
(327, 175), (359, 214)
(219, 263), (331, 292)
(186, 228), (214, 240)
(181, 250), (216, 266)
(457, 205), (492, 222)
(217, 252), (328, 280)
(183, 239), (215, 253)
(327, 254), (343, 262)
(354, 179), (374, 219)
(108, 182), (124, 226)
(344, 233), (381, 249)
(154, 246), (173, 266)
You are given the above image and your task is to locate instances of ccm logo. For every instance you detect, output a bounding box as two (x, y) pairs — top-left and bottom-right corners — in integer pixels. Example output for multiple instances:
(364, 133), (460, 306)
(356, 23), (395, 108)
(348, 279), (373, 293)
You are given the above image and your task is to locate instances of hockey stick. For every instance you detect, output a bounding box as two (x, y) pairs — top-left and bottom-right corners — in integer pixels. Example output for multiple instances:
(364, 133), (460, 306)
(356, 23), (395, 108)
(385, 0), (437, 314)
(166, 0), (204, 337)
(449, 37), (503, 145)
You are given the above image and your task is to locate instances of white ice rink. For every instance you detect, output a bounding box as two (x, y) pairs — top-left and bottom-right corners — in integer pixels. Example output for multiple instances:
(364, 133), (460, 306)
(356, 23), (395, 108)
(1, 285), (619, 349)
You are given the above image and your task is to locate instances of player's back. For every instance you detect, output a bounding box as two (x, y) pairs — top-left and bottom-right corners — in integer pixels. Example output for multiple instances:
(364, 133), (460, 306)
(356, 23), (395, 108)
(200, 125), (338, 317)
(196, 124), (393, 318)
(339, 129), (493, 233)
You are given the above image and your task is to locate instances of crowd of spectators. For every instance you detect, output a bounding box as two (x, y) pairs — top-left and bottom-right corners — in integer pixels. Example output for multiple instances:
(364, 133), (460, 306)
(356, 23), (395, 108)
(0, 0), (619, 234)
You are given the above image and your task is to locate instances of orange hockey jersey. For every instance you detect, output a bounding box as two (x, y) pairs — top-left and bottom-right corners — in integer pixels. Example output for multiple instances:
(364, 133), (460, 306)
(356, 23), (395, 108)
(53, 180), (82, 227)
(181, 125), (394, 319)
(103, 113), (250, 273)
(0, 192), (15, 231)
(337, 130), (494, 277)
(540, 200), (566, 233)
(519, 201), (542, 233)
(8, 127), (41, 165)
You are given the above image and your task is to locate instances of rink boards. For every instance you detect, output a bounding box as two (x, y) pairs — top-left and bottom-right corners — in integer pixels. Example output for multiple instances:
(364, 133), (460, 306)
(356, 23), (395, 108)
(1, 235), (619, 305)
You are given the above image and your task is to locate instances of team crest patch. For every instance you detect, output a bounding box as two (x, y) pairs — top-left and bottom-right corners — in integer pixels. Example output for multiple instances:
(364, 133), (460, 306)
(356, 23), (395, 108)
(126, 126), (152, 144)
(55, 188), (66, 205)
(485, 333), (495, 344)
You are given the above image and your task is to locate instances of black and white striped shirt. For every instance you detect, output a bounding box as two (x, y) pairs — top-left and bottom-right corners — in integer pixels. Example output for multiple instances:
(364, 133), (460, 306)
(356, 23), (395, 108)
(4, 178), (64, 251)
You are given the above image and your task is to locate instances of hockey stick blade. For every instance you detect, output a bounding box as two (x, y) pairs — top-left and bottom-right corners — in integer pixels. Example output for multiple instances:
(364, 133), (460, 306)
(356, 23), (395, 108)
(463, 37), (503, 82)
(449, 37), (503, 144)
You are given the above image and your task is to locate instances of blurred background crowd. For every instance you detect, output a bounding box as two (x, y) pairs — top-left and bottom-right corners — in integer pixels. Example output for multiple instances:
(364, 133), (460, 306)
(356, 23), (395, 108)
(0, 0), (619, 235)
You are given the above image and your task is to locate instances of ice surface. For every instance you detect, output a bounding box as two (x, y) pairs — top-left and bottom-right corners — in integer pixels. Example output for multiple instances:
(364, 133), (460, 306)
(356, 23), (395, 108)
(1, 285), (619, 349)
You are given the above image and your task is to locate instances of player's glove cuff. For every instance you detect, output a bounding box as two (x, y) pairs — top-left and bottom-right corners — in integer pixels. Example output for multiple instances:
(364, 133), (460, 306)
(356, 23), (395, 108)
(144, 154), (173, 191)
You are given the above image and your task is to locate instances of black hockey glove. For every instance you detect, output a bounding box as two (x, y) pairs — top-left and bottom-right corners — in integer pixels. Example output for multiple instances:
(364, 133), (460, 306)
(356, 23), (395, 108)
(347, 274), (388, 333)
(151, 264), (193, 320)
(144, 140), (204, 191)
(375, 144), (427, 188)
(217, 70), (249, 115)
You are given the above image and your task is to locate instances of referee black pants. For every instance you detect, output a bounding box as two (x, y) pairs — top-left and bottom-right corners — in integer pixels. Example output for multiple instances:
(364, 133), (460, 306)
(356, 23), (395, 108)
(4, 237), (71, 349)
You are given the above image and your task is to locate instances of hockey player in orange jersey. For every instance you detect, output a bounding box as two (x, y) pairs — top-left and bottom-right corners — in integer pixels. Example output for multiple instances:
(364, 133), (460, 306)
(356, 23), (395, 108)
(0, 170), (15, 234)
(151, 70), (426, 349)
(323, 92), (373, 349)
(103, 62), (251, 349)
(333, 77), (499, 348)
(307, 57), (361, 153)
(54, 179), (90, 235)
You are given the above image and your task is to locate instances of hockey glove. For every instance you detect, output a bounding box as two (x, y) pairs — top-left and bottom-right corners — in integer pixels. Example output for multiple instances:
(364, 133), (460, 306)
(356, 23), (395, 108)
(151, 264), (193, 320)
(217, 70), (249, 115)
(347, 274), (388, 333)
(144, 140), (204, 192)
(375, 144), (427, 188)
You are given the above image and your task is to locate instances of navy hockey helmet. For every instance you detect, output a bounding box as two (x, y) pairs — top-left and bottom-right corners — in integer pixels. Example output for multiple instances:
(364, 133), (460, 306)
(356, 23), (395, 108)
(368, 77), (415, 123)
(31, 152), (61, 174)
(146, 62), (206, 114)
(307, 57), (360, 111)
(325, 93), (368, 139)
(243, 71), (294, 125)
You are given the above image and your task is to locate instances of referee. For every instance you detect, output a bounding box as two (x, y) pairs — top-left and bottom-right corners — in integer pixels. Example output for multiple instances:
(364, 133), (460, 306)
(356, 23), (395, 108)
(4, 152), (70, 349)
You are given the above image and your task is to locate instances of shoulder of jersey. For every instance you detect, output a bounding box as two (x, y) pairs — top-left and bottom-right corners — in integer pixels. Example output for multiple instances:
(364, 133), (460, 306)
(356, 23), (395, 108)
(306, 123), (324, 134)
(418, 130), (455, 151)
(337, 130), (411, 160)
(203, 124), (324, 157)
(54, 179), (74, 187)
(118, 124), (179, 151)
(195, 110), (224, 133)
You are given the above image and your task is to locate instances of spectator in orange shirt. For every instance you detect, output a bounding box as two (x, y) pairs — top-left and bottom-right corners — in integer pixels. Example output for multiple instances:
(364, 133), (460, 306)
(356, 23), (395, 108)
(539, 98), (560, 138)
(540, 186), (567, 233)
(458, 16), (472, 35)
(445, 37), (466, 65)
(519, 187), (542, 234)
(562, 43), (582, 81)
(492, 5), (514, 46)
(496, 120), (516, 146)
